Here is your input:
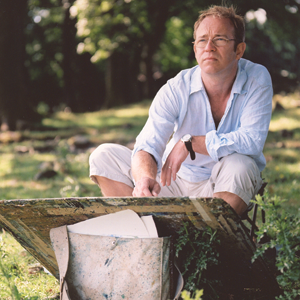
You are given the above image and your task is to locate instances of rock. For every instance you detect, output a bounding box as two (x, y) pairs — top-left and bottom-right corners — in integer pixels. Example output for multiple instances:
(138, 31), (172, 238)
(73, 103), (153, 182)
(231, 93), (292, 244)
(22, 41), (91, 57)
(276, 141), (286, 148)
(38, 161), (55, 170)
(33, 141), (57, 152)
(273, 101), (285, 111)
(34, 169), (58, 180)
(122, 123), (133, 129)
(28, 263), (44, 274)
(281, 129), (294, 138)
(14, 145), (34, 154)
(68, 135), (91, 150)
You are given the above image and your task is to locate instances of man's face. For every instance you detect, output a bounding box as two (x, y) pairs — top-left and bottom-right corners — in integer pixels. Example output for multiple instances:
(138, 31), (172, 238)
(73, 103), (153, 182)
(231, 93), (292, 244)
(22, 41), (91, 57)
(194, 16), (245, 77)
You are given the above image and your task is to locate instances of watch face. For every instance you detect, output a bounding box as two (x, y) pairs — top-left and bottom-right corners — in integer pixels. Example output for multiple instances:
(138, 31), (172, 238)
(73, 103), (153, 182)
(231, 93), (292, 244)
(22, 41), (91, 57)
(182, 134), (191, 142)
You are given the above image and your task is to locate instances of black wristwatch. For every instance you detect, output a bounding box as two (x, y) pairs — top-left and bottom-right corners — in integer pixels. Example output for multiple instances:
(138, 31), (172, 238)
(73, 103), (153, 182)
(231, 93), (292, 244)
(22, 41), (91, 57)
(181, 134), (195, 160)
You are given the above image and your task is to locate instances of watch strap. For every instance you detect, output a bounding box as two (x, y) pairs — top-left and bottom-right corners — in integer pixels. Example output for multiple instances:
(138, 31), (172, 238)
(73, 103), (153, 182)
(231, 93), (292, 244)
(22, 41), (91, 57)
(184, 141), (196, 160)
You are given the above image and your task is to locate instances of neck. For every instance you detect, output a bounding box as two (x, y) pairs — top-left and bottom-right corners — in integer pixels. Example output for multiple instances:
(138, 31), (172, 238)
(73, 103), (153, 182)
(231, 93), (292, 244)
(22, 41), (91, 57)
(202, 64), (238, 100)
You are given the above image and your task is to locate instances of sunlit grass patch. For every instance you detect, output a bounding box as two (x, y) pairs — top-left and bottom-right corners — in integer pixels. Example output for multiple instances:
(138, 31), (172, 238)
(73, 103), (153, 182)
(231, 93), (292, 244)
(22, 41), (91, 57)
(0, 181), (57, 200)
(270, 92), (300, 131)
(0, 154), (14, 177)
(262, 145), (300, 214)
(0, 153), (56, 181)
(273, 91), (300, 109)
(269, 112), (300, 131)
(43, 100), (150, 131)
(262, 92), (300, 211)
(0, 231), (59, 299)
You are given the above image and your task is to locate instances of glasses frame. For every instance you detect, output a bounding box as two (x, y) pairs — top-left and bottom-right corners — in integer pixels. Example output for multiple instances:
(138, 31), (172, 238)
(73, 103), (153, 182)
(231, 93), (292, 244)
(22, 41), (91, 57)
(192, 37), (237, 48)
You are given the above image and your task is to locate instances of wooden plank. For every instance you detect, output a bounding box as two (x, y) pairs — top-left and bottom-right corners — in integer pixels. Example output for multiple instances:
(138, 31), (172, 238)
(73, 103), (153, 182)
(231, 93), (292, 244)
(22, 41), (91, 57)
(0, 196), (278, 294)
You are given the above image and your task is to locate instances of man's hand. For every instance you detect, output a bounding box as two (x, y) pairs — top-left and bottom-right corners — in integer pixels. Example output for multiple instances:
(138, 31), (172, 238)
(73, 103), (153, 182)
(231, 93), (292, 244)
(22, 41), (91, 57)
(132, 177), (161, 197)
(161, 136), (208, 186)
(132, 150), (159, 196)
(161, 140), (189, 187)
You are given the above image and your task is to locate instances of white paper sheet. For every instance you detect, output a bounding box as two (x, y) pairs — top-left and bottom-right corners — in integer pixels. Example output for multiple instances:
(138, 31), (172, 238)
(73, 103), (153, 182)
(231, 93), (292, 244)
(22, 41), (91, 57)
(67, 209), (158, 238)
(141, 216), (158, 238)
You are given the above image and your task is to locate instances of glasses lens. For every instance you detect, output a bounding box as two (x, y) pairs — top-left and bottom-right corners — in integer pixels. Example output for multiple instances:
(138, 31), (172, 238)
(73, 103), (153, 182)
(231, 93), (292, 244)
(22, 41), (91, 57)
(195, 38), (229, 48)
(213, 38), (227, 46)
(196, 40), (207, 48)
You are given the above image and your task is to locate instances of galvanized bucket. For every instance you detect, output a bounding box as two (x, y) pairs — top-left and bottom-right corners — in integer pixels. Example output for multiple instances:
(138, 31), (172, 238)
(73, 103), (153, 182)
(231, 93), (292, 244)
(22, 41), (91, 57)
(50, 225), (183, 300)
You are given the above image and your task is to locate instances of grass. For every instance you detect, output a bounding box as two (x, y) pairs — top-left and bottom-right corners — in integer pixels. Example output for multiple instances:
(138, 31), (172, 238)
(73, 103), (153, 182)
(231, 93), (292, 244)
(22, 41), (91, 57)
(0, 100), (151, 200)
(263, 91), (300, 215)
(0, 92), (300, 298)
(0, 231), (59, 299)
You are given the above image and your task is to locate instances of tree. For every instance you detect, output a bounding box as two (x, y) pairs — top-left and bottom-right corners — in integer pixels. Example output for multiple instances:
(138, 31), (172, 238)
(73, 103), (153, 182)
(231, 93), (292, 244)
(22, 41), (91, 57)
(235, 0), (300, 92)
(72, 0), (195, 107)
(73, 0), (300, 107)
(25, 0), (105, 113)
(0, 0), (30, 130)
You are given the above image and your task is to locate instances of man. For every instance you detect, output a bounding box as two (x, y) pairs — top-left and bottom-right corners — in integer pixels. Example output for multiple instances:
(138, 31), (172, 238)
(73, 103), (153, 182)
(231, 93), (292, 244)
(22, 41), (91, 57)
(89, 5), (273, 216)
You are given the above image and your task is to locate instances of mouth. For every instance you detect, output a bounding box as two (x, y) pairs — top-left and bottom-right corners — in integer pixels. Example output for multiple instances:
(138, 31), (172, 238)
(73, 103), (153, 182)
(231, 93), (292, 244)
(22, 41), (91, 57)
(204, 57), (217, 61)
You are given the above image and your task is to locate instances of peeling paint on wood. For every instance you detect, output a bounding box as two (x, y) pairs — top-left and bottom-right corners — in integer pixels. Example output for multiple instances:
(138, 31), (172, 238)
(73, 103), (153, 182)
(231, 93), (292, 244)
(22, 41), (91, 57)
(0, 196), (277, 291)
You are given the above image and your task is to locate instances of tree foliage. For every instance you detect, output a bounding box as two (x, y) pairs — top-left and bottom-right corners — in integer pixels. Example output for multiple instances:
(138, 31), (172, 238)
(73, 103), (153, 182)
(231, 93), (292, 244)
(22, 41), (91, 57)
(25, 0), (104, 113)
(72, 0), (189, 107)
(0, 0), (300, 129)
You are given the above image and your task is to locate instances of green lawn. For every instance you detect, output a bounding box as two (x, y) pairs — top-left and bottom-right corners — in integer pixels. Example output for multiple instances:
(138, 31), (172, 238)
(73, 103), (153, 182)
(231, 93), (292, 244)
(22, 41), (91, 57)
(0, 92), (300, 298)
(263, 92), (300, 215)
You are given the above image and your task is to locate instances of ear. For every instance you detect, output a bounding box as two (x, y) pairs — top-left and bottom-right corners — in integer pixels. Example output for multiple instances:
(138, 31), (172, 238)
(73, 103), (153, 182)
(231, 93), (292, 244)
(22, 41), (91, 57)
(236, 42), (246, 60)
(193, 43), (197, 56)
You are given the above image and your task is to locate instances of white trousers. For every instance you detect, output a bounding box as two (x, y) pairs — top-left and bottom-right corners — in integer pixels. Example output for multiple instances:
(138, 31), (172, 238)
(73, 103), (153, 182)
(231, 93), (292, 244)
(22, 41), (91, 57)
(89, 143), (263, 205)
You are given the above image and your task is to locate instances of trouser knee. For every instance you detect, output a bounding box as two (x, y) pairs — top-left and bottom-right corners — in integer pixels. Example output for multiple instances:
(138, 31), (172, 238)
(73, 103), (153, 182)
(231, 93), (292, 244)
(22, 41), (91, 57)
(89, 143), (120, 163)
(211, 153), (262, 204)
(218, 153), (259, 180)
(89, 143), (133, 188)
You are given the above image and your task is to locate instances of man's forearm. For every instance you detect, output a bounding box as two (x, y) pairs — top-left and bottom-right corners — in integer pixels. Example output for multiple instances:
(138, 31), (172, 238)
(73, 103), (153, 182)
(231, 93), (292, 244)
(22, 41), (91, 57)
(132, 150), (158, 182)
(191, 136), (209, 156)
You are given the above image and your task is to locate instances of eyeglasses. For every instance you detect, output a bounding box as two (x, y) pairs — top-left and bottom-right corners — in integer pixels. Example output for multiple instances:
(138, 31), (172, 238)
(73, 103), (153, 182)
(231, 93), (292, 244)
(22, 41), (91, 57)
(193, 37), (236, 48)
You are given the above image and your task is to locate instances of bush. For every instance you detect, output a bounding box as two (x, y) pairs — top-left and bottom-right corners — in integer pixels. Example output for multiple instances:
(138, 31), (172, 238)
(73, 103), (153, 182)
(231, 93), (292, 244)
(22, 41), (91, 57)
(175, 224), (220, 299)
(252, 192), (300, 299)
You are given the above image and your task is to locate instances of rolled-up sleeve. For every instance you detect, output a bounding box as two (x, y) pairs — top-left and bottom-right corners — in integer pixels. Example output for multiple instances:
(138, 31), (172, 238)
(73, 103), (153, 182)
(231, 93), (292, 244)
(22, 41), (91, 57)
(132, 80), (181, 171)
(206, 83), (273, 163)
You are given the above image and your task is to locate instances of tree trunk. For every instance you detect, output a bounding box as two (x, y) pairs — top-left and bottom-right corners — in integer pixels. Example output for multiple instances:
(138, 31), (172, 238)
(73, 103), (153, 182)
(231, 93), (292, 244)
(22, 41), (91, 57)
(0, 1), (28, 130)
(61, 0), (81, 112)
(104, 50), (139, 108)
(142, 0), (175, 99)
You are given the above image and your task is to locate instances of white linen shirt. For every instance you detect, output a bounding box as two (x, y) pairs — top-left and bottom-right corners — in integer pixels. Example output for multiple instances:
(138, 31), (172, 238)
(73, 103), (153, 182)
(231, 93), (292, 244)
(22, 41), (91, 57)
(132, 58), (273, 183)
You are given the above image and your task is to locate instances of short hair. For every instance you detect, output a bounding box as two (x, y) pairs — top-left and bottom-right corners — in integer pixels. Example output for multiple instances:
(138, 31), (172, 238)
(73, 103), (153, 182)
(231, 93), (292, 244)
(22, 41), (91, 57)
(194, 5), (245, 50)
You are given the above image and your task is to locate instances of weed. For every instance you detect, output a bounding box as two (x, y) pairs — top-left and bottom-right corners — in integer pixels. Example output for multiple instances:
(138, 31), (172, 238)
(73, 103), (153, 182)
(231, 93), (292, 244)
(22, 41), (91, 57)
(181, 289), (204, 300)
(175, 223), (220, 299)
(252, 192), (300, 299)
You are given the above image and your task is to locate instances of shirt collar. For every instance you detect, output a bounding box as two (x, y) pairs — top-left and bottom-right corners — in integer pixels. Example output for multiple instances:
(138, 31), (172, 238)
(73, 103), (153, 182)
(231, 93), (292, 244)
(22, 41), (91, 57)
(231, 60), (248, 95)
(190, 60), (248, 96)
(190, 66), (204, 95)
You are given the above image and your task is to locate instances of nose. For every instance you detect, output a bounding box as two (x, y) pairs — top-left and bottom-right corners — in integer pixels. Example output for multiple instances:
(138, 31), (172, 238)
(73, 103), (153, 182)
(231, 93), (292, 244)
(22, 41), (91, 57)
(204, 39), (216, 51)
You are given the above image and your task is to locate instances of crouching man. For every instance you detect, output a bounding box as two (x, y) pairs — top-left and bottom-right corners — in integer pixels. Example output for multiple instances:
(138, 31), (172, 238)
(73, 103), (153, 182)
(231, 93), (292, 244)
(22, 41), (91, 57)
(89, 5), (272, 216)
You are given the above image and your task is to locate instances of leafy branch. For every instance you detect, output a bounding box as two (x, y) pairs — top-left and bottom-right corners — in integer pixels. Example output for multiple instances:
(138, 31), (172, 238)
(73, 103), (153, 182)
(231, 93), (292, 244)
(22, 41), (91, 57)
(175, 223), (220, 299)
(252, 192), (300, 299)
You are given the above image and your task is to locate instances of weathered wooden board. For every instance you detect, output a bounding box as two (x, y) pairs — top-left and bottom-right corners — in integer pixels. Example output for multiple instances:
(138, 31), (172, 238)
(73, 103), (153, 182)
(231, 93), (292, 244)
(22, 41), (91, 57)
(0, 196), (278, 295)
